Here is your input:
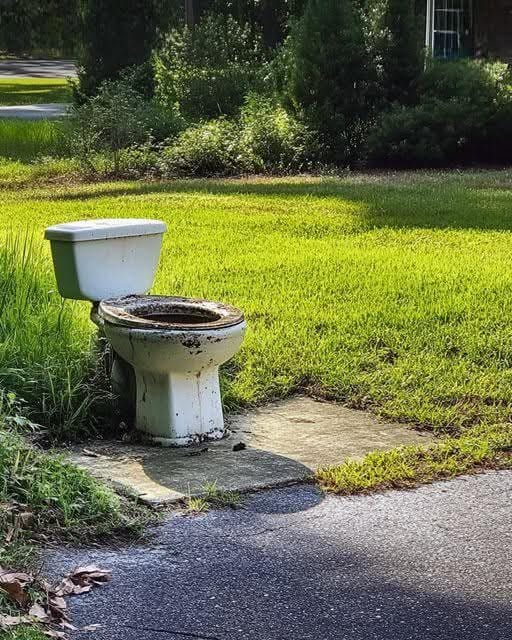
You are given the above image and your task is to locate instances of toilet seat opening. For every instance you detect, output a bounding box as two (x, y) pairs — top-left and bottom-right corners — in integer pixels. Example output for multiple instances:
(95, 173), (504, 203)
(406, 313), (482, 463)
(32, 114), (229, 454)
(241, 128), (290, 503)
(139, 307), (221, 326)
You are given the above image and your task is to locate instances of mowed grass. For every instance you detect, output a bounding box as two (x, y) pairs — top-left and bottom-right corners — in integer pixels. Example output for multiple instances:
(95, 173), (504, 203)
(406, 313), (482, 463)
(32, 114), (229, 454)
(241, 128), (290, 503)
(2, 172), (512, 439)
(0, 78), (70, 106)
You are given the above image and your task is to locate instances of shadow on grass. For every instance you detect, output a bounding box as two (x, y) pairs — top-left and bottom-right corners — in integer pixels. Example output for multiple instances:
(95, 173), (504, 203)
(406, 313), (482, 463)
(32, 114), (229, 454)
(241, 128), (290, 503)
(43, 172), (512, 232)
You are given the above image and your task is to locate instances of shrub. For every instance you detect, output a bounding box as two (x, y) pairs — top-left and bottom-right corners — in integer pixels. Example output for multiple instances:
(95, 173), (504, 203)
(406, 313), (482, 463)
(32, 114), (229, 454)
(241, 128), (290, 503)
(240, 94), (317, 172)
(285, 0), (375, 164)
(367, 59), (512, 167)
(418, 59), (512, 107)
(161, 119), (255, 177)
(154, 13), (267, 121)
(366, 100), (487, 167)
(68, 76), (183, 173)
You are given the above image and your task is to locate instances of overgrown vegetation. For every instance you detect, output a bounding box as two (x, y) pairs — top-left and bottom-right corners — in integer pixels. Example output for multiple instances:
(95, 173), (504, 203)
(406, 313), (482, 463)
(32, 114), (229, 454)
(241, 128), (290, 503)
(154, 13), (267, 120)
(0, 234), (108, 437)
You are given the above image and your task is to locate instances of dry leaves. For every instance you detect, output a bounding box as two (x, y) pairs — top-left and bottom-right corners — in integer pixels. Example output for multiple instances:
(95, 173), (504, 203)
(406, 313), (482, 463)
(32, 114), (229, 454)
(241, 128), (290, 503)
(0, 565), (111, 637)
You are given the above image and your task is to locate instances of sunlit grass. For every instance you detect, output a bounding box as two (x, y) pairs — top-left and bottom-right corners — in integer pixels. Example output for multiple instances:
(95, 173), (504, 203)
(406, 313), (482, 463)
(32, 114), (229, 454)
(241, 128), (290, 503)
(317, 423), (512, 494)
(0, 78), (70, 106)
(2, 171), (512, 437)
(0, 234), (110, 437)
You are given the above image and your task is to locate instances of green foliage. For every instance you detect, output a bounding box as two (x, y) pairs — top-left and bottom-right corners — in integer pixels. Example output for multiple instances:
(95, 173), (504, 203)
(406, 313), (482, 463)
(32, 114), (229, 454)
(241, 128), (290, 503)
(68, 74), (183, 173)
(154, 13), (267, 120)
(0, 0), (80, 56)
(418, 58), (512, 106)
(286, 0), (374, 163)
(241, 94), (317, 172)
(365, 0), (424, 104)
(367, 60), (512, 167)
(161, 119), (255, 177)
(79, 0), (162, 96)
(317, 423), (512, 494)
(206, 0), (308, 45)
(0, 429), (120, 531)
(0, 234), (109, 437)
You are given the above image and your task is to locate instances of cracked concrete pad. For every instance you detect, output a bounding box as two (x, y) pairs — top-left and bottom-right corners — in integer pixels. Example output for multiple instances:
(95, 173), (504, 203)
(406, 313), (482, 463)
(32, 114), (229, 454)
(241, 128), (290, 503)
(68, 397), (433, 505)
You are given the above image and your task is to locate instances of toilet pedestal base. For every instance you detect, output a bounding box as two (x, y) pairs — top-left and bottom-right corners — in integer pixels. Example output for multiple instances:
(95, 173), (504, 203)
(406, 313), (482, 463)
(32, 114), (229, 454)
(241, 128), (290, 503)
(134, 367), (226, 446)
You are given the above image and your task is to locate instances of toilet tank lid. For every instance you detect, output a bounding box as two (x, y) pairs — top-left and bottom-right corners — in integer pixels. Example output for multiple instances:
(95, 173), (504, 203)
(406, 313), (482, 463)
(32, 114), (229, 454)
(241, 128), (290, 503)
(44, 219), (167, 242)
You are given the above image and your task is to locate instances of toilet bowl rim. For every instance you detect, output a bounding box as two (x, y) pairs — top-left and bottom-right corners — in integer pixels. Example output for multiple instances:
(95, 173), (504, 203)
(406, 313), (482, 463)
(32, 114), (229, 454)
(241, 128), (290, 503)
(98, 295), (245, 332)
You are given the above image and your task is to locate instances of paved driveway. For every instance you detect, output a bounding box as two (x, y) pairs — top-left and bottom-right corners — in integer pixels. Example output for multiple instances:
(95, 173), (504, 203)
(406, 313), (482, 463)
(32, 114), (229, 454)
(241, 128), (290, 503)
(46, 471), (512, 640)
(0, 59), (76, 78)
(0, 103), (68, 119)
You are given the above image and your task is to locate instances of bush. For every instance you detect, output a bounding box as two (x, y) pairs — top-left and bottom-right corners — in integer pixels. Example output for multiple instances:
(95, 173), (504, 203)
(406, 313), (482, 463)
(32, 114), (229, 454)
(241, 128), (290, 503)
(418, 59), (512, 107)
(285, 0), (375, 163)
(366, 100), (487, 167)
(161, 119), (255, 177)
(154, 13), (267, 121)
(68, 76), (183, 173)
(367, 59), (512, 167)
(240, 94), (317, 172)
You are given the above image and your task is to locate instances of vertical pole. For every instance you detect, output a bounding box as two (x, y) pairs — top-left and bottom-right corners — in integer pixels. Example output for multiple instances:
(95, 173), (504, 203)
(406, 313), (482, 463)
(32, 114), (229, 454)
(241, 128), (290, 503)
(185, 0), (195, 29)
(425, 0), (433, 53)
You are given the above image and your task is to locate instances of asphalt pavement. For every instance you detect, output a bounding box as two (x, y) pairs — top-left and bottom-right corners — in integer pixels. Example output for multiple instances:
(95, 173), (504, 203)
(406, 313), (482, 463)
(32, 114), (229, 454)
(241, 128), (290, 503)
(45, 471), (512, 640)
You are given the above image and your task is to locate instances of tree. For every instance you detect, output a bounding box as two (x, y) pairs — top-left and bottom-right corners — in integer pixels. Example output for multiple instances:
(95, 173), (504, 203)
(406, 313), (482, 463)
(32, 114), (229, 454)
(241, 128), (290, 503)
(286, 0), (374, 162)
(366, 0), (424, 104)
(79, 0), (161, 96)
(0, 0), (80, 55)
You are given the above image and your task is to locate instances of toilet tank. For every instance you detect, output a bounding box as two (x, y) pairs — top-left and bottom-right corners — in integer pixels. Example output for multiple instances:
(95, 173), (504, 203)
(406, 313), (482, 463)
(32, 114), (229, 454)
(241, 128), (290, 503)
(44, 219), (167, 302)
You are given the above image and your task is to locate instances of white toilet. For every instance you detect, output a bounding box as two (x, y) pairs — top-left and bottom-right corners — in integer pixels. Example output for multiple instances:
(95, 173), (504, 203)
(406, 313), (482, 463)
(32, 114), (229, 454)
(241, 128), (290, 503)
(44, 219), (246, 446)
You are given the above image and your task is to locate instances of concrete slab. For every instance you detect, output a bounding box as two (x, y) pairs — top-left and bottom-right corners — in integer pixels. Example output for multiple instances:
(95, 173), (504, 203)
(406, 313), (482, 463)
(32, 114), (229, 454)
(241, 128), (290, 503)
(0, 103), (68, 119)
(67, 397), (433, 505)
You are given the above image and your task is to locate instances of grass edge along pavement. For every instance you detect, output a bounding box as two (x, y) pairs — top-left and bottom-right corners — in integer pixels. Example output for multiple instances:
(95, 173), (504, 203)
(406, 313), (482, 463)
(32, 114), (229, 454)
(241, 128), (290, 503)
(0, 424), (154, 637)
(0, 79), (70, 107)
(317, 422), (512, 494)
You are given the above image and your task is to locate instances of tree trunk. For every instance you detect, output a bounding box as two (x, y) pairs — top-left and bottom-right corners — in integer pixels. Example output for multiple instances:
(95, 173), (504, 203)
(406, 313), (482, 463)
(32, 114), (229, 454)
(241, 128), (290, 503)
(185, 0), (195, 28)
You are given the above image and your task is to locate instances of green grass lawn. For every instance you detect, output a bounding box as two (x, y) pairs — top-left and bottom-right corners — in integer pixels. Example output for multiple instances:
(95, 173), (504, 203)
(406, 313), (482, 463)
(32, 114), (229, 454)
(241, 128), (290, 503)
(0, 78), (70, 106)
(2, 172), (512, 439)
(0, 119), (67, 160)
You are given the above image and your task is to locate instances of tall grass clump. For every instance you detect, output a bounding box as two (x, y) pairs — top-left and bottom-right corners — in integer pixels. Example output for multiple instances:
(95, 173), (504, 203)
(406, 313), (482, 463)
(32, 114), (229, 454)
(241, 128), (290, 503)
(0, 234), (108, 438)
(0, 119), (67, 162)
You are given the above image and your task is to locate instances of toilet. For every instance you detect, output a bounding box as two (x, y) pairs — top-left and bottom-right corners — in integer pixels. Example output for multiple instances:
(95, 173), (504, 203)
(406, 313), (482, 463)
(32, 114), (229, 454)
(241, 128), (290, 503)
(44, 219), (246, 446)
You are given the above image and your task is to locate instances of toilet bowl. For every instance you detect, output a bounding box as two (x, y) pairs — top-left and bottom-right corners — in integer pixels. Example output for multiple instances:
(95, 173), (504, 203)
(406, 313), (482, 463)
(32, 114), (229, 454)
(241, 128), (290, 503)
(98, 295), (246, 446)
(44, 218), (246, 447)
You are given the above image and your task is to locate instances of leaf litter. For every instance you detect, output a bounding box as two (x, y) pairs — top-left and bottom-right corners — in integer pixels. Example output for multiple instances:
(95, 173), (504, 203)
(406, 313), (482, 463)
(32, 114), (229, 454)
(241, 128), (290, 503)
(0, 564), (111, 637)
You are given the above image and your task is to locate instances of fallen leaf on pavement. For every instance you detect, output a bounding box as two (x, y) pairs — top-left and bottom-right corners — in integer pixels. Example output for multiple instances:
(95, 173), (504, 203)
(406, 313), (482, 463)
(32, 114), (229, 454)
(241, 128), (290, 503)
(29, 603), (50, 622)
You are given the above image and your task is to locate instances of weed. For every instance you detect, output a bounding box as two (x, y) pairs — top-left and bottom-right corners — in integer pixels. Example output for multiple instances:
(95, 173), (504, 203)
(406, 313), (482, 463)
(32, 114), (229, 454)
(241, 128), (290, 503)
(184, 482), (243, 514)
